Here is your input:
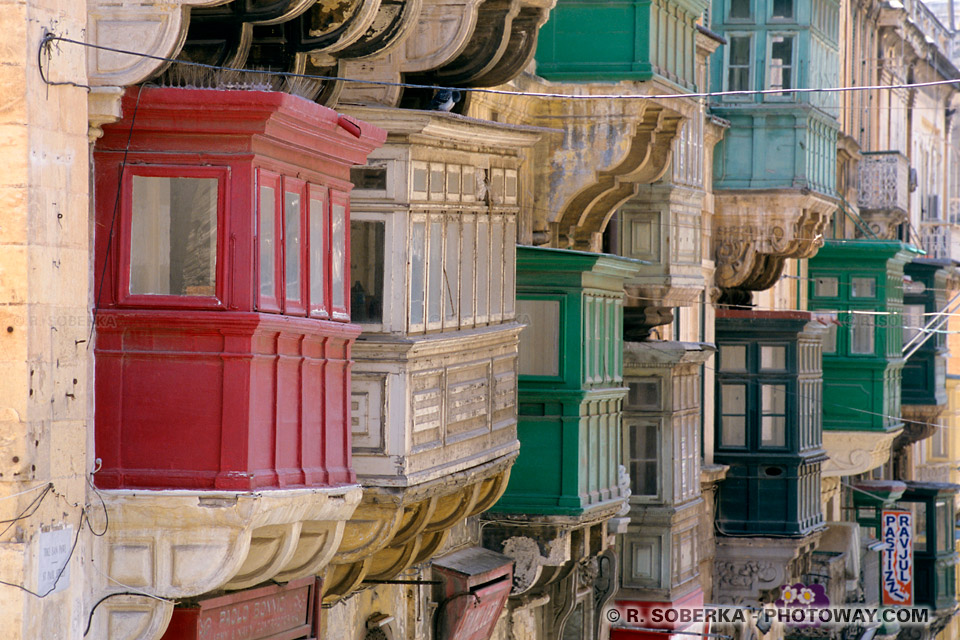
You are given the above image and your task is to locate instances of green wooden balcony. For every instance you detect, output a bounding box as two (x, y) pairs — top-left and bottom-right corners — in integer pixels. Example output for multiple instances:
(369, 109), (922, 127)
(902, 260), (950, 410)
(898, 483), (959, 612)
(808, 240), (919, 434)
(535, 0), (709, 88)
(713, 310), (826, 536)
(488, 247), (641, 518)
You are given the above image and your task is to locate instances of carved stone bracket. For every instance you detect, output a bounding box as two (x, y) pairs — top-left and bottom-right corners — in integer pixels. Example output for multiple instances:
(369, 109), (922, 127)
(714, 190), (836, 292)
(322, 455), (514, 602)
(821, 428), (903, 478)
(713, 531), (822, 606)
(895, 404), (945, 450)
(86, 0), (229, 88)
(90, 485), (362, 640)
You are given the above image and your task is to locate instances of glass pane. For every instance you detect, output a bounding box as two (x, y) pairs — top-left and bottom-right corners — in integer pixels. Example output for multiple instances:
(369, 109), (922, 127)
(627, 380), (660, 409)
(721, 384), (746, 414)
(851, 277), (876, 298)
(722, 416), (746, 447)
(444, 218), (459, 323)
(284, 191), (301, 303)
(814, 276), (838, 297)
(517, 299), (560, 376)
(903, 304), (924, 345)
(762, 384), (786, 414)
(491, 220), (504, 317)
(503, 220), (516, 316)
(729, 67), (750, 92)
(131, 176), (218, 296)
(772, 0), (792, 17)
(769, 35), (793, 92)
(461, 219), (475, 321)
(762, 417), (786, 447)
(410, 221), (426, 326)
(823, 322), (837, 353)
(259, 185), (275, 300)
(730, 0), (751, 18)
(629, 423), (658, 497)
(331, 203), (346, 309)
(428, 221), (443, 324)
(730, 36), (751, 65)
(851, 314), (875, 354)
(309, 196), (324, 309)
(914, 502), (927, 552)
(477, 218), (489, 318)
(761, 346), (786, 370)
(349, 221), (385, 323)
(937, 502), (951, 553)
(719, 345), (747, 371)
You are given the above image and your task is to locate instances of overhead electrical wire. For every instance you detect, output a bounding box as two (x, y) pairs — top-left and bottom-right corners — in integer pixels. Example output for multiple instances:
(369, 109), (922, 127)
(36, 33), (960, 102)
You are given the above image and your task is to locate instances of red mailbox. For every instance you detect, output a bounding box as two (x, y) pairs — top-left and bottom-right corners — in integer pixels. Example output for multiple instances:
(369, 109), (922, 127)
(93, 87), (385, 490)
(162, 577), (319, 640)
(432, 547), (514, 640)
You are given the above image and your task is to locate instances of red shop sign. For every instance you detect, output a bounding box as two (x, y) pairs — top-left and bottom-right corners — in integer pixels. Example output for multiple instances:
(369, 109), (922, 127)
(161, 577), (319, 640)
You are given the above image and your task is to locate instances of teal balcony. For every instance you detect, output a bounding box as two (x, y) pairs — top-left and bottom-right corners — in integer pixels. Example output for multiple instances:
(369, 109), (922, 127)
(535, 0), (709, 88)
(902, 260), (949, 410)
(898, 483), (959, 612)
(488, 247), (641, 519)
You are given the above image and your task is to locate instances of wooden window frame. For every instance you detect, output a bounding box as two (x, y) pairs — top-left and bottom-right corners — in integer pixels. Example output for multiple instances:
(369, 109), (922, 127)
(330, 189), (350, 321)
(307, 184), (329, 319)
(118, 164), (229, 310)
(256, 169), (282, 313)
(282, 177), (307, 316)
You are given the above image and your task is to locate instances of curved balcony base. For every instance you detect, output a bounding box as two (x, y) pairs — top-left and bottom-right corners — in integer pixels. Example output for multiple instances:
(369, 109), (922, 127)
(713, 530), (823, 606)
(322, 453), (515, 602)
(822, 429), (903, 477)
(90, 486), (361, 640)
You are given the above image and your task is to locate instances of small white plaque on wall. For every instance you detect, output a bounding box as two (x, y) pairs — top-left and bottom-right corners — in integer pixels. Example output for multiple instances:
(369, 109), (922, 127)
(37, 526), (72, 595)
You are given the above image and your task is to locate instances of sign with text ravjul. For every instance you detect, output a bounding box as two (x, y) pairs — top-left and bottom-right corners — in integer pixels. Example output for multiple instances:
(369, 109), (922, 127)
(881, 509), (913, 606)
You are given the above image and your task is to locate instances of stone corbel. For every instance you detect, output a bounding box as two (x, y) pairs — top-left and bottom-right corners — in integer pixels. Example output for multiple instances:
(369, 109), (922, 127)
(88, 86), (125, 142)
(550, 103), (685, 250)
(86, 0), (229, 88)
(713, 191), (835, 291)
(90, 486), (362, 640)
(713, 531), (822, 606)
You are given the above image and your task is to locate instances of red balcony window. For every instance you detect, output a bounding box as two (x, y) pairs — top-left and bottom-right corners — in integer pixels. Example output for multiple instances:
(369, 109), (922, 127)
(92, 87), (384, 490)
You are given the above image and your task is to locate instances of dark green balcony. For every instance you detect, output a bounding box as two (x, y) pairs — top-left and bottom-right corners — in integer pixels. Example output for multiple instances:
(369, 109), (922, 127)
(488, 247), (640, 519)
(808, 240), (918, 433)
(535, 0), (709, 88)
(898, 483), (958, 611)
(902, 260), (950, 409)
(713, 309), (826, 536)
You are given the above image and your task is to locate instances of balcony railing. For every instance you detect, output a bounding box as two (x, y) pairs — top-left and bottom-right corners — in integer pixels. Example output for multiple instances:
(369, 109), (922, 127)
(920, 221), (959, 260)
(858, 151), (910, 214)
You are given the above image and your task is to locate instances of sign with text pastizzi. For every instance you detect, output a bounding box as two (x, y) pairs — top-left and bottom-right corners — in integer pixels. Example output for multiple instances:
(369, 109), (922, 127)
(881, 509), (913, 606)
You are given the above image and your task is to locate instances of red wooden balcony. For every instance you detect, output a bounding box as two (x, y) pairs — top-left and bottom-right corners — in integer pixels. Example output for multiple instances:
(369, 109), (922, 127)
(92, 87), (385, 490)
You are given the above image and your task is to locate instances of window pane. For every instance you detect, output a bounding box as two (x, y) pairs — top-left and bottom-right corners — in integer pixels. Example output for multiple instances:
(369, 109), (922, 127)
(903, 304), (924, 345)
(503, 220), (516, 316)
(761, 345), (786, 370)
(914, 502), (927, 552)
(284, 191), (301, 303)
(769, 35), (793, 92)
(814, 276), (838, 297)
(131, 176), (218, 296)
(937, 502), (951, 553)
(762, 384), (786, 414)
(627, 380), (660, 410)
(331, 203), (346, 309)
(851, 277), (876, 298)
(851, 314), (874, 354)
(762, 417), (785, 447)
(309, 196), (325, 309)
(477, 217), (489, 318)
(722, 384), (746, 414)
(823, 322), (837, 353)
(517, 299), (560, 376)
(461, 218), (475, 321)
(259, 184), (275, 300)
(772, 0), (792, 18)
(629, 423), (659, 497)
(722, 416), (746, 447)
(428, 220), (443, 324)
(444, 218), (460, 324)
(491, 219), (504, 317)
(719, 345), (747, 371)
(349, 221), (385, 323)
(730, 36), (751, 65)
(410, 221), (426, 326)
(730, 0), (751, 18)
